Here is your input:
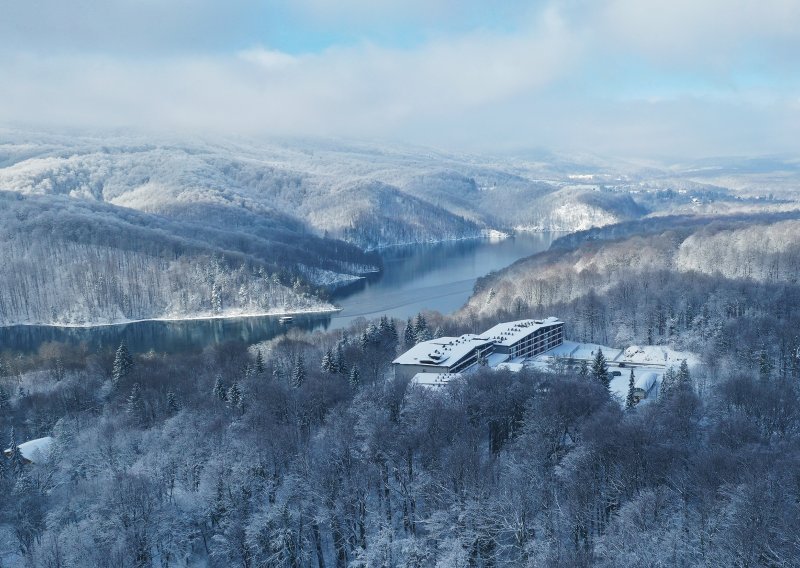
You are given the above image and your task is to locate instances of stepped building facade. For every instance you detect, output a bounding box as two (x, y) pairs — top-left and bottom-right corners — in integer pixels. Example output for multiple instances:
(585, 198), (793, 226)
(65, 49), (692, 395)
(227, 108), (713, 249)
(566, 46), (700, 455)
(393, 317), (564, 380)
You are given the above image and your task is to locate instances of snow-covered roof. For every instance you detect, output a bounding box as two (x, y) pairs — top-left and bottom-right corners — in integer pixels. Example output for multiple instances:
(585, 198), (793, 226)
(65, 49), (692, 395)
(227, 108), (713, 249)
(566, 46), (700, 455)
(635, 372), (659, 392)
(4, 436), (53, 463)
(393, 335), (493, 368)
(410, 373), (462, 389)
(482, 317), (563, 347)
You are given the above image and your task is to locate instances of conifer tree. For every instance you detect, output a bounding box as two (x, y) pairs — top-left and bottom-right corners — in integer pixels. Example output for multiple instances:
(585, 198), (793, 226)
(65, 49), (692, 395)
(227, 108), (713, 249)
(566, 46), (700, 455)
(167, 390), (180, 414)
(626, 368), (636, 410)
(414, 313), (431, 343)
(127, 383), (145, 424)
(591, 349), (610, 391)
(0, 385), (9, 412)
(349, 366), (361, 389)
(758, 349), (772, 381)
(241, 363), (255, 381)
(416, 327), (433, 343)
(387, 319), (399, 347)
(379, 316), (397, 348)
(414, 313), (427, 335)
(7, 426), (24, 477)
(660, 367), (677, 399)
(292, 354), (306, 388)
(255, 350), (265, 375)
(578, 359), (589, 380)
(112, 341), (133, 388)
(365, 323), (378, 344)
(321, 349), (334, 374)
(227, 381), (243, 410)
(677, 359), (692, 389)
(334, 343), (346, 375)
(331, 347), (341, 374)
(404, 318), (416, 347)
(213, 375), (227, 402)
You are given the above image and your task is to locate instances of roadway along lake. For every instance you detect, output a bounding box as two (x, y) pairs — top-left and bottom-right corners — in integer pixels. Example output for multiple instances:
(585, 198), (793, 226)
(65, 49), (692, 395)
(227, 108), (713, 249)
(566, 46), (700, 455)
(0, 233), (555, 355)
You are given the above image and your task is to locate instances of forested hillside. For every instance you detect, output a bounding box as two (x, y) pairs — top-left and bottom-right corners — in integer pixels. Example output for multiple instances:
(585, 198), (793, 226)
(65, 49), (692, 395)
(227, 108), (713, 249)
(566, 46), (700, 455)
(463, 214), (800, 372)
(2, 127), (800, 327)
(0, 193), (355, 325)
(1, 216), (799, 566)
(5, 130), (795, 252)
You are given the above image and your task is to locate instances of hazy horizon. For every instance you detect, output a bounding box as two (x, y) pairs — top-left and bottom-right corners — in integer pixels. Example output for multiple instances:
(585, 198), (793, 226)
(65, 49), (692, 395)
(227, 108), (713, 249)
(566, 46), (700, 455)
(2, 1), (800, 160)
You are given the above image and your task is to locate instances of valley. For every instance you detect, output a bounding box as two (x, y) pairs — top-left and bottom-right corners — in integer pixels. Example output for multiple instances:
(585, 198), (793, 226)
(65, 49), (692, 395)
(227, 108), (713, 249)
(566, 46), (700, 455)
(3, 129), (800, 327)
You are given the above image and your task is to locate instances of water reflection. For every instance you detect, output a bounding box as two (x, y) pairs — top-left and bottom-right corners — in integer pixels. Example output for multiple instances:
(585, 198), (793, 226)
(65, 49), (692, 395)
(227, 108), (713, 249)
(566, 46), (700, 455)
(326, 233), (555, 328)
(0, 233), (554, 356)
(0, 314), (331, 356)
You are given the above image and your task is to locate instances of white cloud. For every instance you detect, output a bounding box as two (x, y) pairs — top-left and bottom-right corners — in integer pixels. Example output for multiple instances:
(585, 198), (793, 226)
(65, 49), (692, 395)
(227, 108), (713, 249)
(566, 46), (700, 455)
(0, 7), (580, 137)
(1, 0), (799, 158)
(597, 0), (800, 68)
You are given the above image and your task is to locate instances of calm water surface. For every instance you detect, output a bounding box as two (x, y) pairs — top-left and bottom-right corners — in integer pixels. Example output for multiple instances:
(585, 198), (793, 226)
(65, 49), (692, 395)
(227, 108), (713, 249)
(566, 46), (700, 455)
(0, 233), (554, 355)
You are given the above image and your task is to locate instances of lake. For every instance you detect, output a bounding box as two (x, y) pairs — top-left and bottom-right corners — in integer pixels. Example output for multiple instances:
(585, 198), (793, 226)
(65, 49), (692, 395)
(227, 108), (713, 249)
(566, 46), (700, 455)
(0, 233), (555, 355)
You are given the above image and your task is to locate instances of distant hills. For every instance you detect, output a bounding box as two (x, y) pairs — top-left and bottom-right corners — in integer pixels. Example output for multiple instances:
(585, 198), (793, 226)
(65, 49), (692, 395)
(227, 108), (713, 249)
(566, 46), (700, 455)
(2, 129), (799, 325)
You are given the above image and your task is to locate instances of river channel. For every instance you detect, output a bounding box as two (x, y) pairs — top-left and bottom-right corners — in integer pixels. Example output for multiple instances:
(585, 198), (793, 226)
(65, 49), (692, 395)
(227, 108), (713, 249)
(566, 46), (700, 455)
(0, 233), (555, 355)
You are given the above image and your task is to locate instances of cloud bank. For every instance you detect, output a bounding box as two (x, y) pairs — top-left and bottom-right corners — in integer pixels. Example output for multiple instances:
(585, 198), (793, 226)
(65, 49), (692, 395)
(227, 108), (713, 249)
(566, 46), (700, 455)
(1, 0), (799, 158)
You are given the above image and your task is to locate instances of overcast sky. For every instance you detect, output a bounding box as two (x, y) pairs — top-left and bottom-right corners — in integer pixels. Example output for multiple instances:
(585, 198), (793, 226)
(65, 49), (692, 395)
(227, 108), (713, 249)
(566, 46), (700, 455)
(2, 0), (799, 159)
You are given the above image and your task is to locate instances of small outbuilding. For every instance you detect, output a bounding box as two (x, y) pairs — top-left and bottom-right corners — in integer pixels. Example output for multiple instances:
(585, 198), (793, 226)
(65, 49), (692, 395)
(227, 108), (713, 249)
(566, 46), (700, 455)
(4, 436), (53, 465)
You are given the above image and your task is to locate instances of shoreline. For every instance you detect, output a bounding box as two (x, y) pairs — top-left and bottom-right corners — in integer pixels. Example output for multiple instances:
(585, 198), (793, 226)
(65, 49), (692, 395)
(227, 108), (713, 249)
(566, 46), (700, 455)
(364, 229), (511, 252)
(0, 306), (343, 330)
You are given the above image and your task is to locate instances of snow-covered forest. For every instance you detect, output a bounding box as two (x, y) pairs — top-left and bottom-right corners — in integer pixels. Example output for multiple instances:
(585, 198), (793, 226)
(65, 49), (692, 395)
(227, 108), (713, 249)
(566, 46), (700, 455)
(3, 130), (800, 325)
(4, 0), (800, 560)
(466, 214), (800, 349)
(4, 130), (796, 250)
(0, 193), (370, 325)
(2, 130), (800, 566)
(2, 212), (800, 566)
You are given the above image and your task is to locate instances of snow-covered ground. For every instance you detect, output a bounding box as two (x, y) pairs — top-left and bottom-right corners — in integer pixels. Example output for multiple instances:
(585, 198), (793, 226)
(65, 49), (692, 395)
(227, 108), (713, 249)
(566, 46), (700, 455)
(497, 339), (699, 405)
(545, 340), (699, 367)
(622, 344), (701, 367)
(9, 306), (342, 329)
(547, 340), (624, 362)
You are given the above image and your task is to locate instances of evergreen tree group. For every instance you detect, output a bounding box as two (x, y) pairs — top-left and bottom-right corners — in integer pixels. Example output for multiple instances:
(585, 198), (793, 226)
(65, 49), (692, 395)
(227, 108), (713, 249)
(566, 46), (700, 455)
(213, 375), (227, 402)
(404, 313), (433, 347)
(661, 359), (692, 399)
(227, 381), (243, 410)
(360, 316), (400, 352)
(321, 340), (348, 376)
